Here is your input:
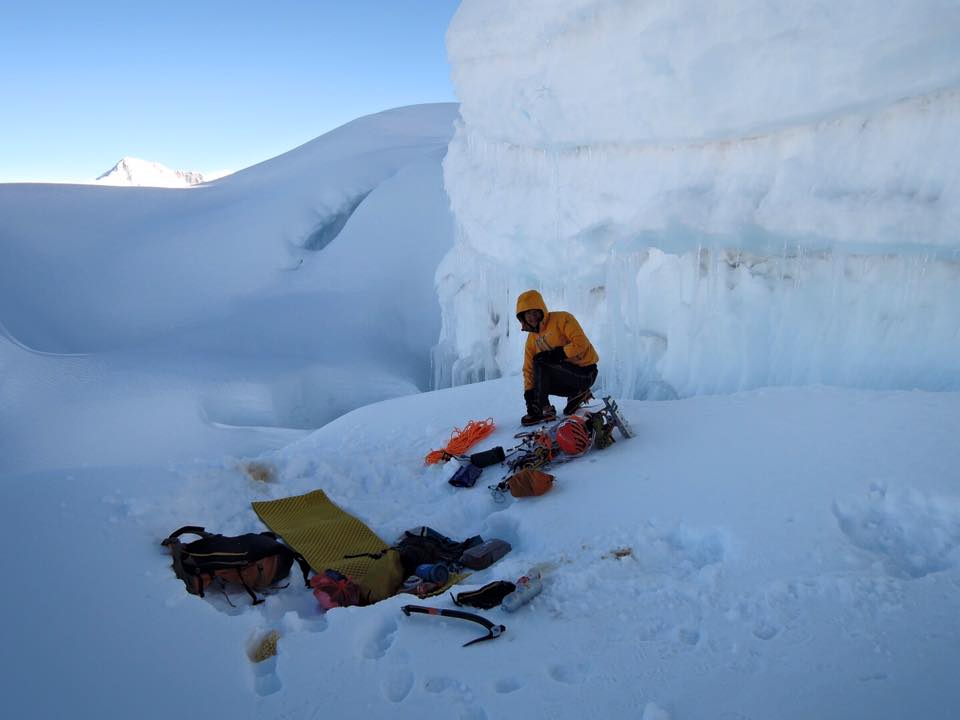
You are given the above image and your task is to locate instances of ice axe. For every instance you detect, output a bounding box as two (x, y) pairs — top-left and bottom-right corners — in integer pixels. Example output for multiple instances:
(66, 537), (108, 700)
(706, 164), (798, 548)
(401, 604), (505, 647)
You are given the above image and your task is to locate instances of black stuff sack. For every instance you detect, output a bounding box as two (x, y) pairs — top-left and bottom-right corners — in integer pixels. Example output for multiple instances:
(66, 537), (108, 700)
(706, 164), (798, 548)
(469, 446), (506, 468)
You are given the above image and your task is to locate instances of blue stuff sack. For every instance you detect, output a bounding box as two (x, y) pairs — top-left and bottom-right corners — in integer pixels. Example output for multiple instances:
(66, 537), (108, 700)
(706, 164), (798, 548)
(448, 462), (482, 488)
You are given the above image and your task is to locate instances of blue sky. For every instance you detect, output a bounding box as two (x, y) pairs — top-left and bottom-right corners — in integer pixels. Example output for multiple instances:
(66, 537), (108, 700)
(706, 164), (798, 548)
(0, 1), (462, 182)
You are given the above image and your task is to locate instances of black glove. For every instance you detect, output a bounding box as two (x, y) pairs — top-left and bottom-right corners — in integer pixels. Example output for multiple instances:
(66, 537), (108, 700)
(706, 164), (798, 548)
(533, 346), (566, 365)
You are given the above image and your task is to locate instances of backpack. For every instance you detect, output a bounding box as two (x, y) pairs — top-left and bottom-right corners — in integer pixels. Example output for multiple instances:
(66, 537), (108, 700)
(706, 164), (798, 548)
(161, 526), (312, 605)
(393, 527), (484, 576)
(347, 526), (483, 577)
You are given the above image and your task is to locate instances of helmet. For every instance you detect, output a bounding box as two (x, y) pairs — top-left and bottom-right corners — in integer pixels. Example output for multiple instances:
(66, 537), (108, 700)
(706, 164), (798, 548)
(555, 415), (592, 456)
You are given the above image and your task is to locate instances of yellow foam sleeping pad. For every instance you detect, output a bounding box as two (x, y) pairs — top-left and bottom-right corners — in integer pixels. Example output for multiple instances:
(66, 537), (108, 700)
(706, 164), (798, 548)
(251, 489), (465, 603)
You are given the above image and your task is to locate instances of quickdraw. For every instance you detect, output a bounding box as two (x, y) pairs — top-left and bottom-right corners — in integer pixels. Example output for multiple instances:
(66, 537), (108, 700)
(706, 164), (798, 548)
(505, 423), (559, 468)
(401, 605), (506, 647)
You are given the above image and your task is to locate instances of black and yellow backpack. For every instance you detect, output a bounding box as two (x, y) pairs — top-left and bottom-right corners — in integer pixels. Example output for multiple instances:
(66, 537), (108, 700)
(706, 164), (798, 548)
(161, 526), (311, 605)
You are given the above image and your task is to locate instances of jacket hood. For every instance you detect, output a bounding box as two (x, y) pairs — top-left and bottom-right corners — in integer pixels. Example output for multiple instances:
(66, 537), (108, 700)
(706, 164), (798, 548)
(516, 290), (548, 332)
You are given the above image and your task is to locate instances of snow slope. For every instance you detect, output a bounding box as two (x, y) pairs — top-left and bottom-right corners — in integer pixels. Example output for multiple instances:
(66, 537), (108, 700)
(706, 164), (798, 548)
(0, 104), (458, 354)
(6, 380), (959, 719)
(438, 0), (960, 398)
(0, 104), (458, 475)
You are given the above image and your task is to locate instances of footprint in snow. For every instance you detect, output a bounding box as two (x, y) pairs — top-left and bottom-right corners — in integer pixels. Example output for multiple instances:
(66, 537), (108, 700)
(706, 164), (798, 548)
(247, 629), (283, 696)
(249, 655), (282, 697)
(752, 622), (780, 641)
(421, 677), (488, 719)
(424, 676), (455, 693)
(380, 669), (415, 703)
(494, 677), (523, 694)
(358, 615), (399, 660)
(548, 663), (588, 684)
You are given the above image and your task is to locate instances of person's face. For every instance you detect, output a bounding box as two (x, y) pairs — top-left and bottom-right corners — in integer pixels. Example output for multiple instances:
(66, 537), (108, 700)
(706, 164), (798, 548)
(523, 309), (543, 328)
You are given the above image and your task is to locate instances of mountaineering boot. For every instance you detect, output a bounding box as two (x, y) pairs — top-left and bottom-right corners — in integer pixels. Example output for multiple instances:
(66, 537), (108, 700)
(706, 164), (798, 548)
(521, 403), (556, 427)
(563, 389), (593, 416)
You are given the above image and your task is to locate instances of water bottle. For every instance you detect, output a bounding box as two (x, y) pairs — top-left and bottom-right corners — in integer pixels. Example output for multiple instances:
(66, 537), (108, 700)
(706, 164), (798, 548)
(500, 568), (542, 612)
(414, 563), (450, 584)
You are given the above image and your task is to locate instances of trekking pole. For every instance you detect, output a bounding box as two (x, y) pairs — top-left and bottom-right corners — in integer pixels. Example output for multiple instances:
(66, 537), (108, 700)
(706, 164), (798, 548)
(400, 605), (505, 647)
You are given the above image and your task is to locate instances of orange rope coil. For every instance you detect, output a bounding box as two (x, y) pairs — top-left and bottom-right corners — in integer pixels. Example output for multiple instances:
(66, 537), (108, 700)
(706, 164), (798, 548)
(425, 418), (496, 465)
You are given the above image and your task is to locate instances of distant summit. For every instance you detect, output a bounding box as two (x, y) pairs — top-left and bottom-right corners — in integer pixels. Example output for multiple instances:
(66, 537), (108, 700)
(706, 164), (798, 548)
(95, 157), (231, 187)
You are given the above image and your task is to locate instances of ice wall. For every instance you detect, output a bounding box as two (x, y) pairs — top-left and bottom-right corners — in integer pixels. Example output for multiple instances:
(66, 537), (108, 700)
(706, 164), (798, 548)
(436, 0), (960, 398)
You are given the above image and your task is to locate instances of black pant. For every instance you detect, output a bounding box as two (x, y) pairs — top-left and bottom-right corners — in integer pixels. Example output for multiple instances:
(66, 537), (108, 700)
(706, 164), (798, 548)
(530, 360), (598, 408)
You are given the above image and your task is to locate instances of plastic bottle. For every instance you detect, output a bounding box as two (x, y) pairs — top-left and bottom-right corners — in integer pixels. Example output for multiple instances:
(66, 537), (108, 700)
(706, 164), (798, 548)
(500, 568), (542, 612)
(414, 563), (450, 584)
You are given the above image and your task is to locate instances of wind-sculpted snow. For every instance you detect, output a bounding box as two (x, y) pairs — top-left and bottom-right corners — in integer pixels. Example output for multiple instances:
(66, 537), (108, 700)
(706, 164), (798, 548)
(0, 105), (458, 473)
(0, 104), (457, 354)
(438, 1), (960, 398)
(834, 484), (960, 579)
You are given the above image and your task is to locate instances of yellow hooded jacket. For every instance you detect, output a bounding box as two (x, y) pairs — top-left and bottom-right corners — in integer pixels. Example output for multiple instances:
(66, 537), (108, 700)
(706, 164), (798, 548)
(515, 290), (599, 391)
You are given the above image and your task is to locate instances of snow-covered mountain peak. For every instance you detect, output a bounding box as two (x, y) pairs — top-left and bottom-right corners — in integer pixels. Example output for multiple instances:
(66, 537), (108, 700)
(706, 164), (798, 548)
(95, 156), (231, 187)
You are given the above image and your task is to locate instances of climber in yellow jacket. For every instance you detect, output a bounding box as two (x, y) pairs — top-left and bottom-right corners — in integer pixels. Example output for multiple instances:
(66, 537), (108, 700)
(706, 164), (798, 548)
(515, 289), (599, 426)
